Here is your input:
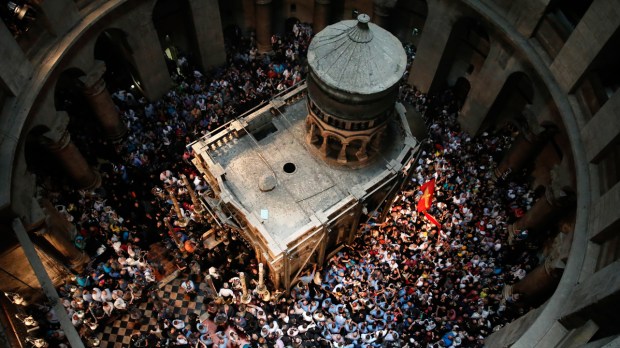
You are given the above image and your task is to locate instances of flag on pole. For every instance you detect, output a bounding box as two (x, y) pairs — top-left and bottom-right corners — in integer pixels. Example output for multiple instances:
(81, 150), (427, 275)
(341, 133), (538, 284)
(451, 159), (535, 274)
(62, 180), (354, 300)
(417, 179), (436, 212)
(417, 179), (442, 229)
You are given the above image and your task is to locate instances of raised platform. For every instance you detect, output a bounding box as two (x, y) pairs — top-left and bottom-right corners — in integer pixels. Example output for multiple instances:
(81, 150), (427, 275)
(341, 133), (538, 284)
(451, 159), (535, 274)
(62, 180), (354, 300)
(194, 91), (412, 254)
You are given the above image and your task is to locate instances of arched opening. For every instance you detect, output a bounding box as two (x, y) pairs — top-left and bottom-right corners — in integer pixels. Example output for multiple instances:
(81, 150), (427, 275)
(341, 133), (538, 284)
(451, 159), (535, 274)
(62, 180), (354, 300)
(433, 17), (490, 94)
(306, 121), (323, 147)
(453, 77), (471, 110)
(153, 0), (201, 75)
(24, 125), (57, 180)
(218, 0), (239, 32)
(54, 68), (87, 113)
(54, 68), (107, 158)
(285, 17), (300, 35)
(223, 24), (243, 50)
(348, 138), (366, 162)
(325, 135), (342, 159)
(94, 29), (144, 96)
(393, 0), (427, 47)
(313, 129), (324, 149)
(329, 0), (345, 23)
(482, 71), (534, 132)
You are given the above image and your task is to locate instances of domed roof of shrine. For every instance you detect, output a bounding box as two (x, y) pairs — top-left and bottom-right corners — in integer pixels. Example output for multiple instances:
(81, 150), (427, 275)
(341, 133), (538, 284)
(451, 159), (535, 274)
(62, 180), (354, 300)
(307, 14), (407, 96)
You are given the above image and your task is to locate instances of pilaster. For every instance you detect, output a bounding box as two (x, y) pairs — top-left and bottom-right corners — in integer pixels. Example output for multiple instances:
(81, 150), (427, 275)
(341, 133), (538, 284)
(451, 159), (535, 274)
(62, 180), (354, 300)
(313, 0), (331, 34)
(41, 129), (101, 190)
(0, 22), (33, 96)
(189, 0), (227, 71)
(255, 0), (273, 54)
(80, 61), (127, 142)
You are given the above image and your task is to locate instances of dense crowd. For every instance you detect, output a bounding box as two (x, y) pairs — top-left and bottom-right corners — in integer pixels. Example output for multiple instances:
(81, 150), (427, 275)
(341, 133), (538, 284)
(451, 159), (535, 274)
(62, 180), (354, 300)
(17, 21), (541, 348)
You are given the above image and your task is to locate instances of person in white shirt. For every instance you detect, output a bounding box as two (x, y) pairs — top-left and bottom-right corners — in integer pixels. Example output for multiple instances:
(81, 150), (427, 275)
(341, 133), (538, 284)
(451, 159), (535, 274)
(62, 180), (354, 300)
(181, 278), (196, 295)
(114, 297), (127, 310)
(101, 288), (113, 302)
(102, 302), (114, 317)
(91, 288), (102, 302)
(218, 282), (235, 302)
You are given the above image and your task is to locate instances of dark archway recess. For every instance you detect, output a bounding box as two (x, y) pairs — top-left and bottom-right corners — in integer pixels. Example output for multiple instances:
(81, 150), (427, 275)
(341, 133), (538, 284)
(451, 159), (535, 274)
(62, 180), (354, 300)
(24, 125), (56, 177)
(54, 68), (103, 159)
(94, 29), (144, 95)
(453, 77), (471, 110)
(482, 71), (534, 132)
(431, 17), (490, 94)
(393, 0), (428, 45)
(152, 0), (201, 75)
(54, 68), (87, 113)
(285, 17), (300, 34)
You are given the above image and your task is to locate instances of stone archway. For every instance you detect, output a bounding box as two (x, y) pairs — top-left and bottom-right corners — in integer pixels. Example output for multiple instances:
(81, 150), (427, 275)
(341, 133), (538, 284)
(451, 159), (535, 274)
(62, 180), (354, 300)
(152, 0), (200, 75)
(323, 133), (343, 160)
(393, 0), (428, 45)
(24, 125), (57, 180)
(419, 16), (491, 94)
(94, 28), (144, 96)
(482, 71), (534, 131)
(453, 76), (471, 110)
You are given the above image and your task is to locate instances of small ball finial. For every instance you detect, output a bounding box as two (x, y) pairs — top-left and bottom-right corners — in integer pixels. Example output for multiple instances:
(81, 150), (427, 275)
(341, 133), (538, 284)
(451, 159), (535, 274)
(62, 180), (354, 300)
(357, 13), (370, 24)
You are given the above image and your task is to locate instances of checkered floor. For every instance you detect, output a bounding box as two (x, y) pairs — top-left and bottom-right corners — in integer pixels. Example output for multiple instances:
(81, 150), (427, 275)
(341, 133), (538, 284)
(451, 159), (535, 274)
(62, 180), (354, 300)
(98, 277), (209, 347)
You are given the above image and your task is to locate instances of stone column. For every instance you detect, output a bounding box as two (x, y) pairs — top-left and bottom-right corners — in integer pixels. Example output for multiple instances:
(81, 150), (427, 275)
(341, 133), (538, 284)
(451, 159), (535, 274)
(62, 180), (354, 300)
(42, 130), (101, 190)
(313, 0), (331, 34)
(372, 0), (397, 31)
(458, 41), (511, 136)
(39, 200), (89, 272)
(164, 217), (184, 251)
(124, 14), (172, 101)
(242, 0), (256, 33)
(167, 187), (189, 227)
(371, 130), (384, 150)
(255, 0), (273, 54)
(239, 272), (251, 303)
(317, 228), (328, 266)
(494, 123), (548, 180)
(356, 140), (369, 161)
(510, 188), (558, 232)
(0, 20), (33, 96)
(338, 142), (349, 164)
(320, 134), (329, 156)
(306, 121), (318, 145)
(204, 275), (218, 299)
(180, 174), (204, 221)
(80, 61), (127, 142)
(508, 166), (573, 244)
(407, 1), (459, 93)
(505, 257), (563, 302)
(189, 0), (227, 71)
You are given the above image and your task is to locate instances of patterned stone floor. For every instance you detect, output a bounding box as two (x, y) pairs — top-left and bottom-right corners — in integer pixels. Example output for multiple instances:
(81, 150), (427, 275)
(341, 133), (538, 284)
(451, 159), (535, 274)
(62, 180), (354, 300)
(97, 276), (208, 347)
(97, 242), (247, 347)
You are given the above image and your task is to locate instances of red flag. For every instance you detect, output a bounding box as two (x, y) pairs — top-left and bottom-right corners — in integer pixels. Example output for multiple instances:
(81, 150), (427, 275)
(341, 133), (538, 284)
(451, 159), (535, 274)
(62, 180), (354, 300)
(417, 179), (436, 212)
(423, 211), (442, 229)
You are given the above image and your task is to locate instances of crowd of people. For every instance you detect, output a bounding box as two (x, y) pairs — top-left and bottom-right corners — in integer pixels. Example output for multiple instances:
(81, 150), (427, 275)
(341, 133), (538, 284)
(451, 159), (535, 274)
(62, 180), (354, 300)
(16, 20), (543, 348)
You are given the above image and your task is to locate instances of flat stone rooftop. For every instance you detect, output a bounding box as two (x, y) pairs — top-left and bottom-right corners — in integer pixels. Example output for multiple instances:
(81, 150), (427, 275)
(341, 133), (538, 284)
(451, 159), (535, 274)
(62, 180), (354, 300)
(195, 96), (410, 254)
